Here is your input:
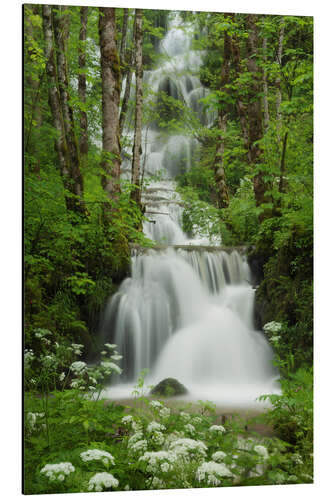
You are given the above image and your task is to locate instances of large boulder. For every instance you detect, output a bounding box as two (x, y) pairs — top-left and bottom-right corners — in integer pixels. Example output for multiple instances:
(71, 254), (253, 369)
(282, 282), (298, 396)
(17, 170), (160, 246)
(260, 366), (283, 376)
(150, 378), (188, 397)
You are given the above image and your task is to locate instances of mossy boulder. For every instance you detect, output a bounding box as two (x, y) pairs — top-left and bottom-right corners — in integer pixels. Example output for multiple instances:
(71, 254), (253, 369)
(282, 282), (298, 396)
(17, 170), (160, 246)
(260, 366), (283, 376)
(150, 378), (188, 397)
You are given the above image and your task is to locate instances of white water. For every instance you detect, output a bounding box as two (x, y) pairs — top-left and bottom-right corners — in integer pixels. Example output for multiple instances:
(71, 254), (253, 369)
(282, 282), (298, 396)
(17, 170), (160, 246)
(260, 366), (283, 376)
(101, 13), (280, 409)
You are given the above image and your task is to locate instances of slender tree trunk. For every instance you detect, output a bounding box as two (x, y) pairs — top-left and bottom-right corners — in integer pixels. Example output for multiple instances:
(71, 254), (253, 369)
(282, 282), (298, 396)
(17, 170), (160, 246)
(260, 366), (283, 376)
(119, 50), (134, 136)
(78, 6), (88, 157)
(263, 36), (270, 131)
(99, 7), (122, 199)
(212, 17), (231, 209)
(276, 18), (285, 142)
(229, 20), (251, 162)
(42, 6), (71, 203)
(53, 6), (84, 205)
(131, 9), (143, 206)
(245, 14), (270, 219)
(25, 5), (42, 173)
(119, 8), (129, 72)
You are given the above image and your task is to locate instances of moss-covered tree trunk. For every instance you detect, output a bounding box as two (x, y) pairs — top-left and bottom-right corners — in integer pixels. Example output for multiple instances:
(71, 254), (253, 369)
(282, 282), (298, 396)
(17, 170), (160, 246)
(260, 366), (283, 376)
(212, 17), (231, 210)
(99, 7), (122, 200)
(245, 14), (270, 219)
(131, 9), (143, 206)
(53, 7), (85, 210)
(78, 6), (88, 157)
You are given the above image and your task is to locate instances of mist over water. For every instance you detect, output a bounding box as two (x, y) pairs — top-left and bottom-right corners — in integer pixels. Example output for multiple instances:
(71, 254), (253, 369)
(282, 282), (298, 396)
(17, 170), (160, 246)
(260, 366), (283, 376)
(102, 13), (280, 409)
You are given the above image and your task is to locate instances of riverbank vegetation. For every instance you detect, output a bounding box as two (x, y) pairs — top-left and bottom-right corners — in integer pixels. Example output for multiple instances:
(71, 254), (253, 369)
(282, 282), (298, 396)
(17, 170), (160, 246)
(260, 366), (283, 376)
(24, 5), (313, 494)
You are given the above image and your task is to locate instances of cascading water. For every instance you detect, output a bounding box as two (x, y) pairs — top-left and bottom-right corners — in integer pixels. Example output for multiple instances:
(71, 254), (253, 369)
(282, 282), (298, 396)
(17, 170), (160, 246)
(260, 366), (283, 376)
(101, 13), (280, 409)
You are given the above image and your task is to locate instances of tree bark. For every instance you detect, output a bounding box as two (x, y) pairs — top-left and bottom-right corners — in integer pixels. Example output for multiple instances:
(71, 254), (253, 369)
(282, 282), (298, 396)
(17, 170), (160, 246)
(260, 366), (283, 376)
(119, 50), (134, 136)
(78, 6), (88, 156)
(53, 6), (84, 207)
(131, 9), (144, 206)
(212, 17), (231, 209)
(99, 7), (122, 199)
(276, 18), (285, 142)
(119, 8), (129, 72)
(42, 6), (71, 201)
(263, 36), (270, 131)
(245, 14), (270, 217)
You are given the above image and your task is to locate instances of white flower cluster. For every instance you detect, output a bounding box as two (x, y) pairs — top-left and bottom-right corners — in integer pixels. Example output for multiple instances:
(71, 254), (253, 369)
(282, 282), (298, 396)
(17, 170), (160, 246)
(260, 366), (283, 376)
(196, 461), (233, 486)
(270, 335), (281, 343)
(179, 411), (191, 422)
(211, 451), (227, 463)
(263, 321), (282, 334)
(80, 449), (115, 466)
(291, 453), (303, 465)
(147, 476), (166, 489)
(149, 400), (163, 410)
(35, 328), (51, 339)
(88, 472), (119, 492)
(100, 361), (122, 375)
(184, 423), (196, 436)
(209, 425), (226, 435)
(24, 349), (34, 364)
(169, 438), (207, 460)
(128, 432), (148, 453)
(159, 407), (171, 420)
(26, 412), (44, 431)
(70, 343), (84, 355)
(40, 462), (75, 482)
(122, 415), (134, 425)
(147, 421), (166, 434)
(139, 451), (177, 473)
(70, 361), (87, 374)
(254, 445), (269, 460)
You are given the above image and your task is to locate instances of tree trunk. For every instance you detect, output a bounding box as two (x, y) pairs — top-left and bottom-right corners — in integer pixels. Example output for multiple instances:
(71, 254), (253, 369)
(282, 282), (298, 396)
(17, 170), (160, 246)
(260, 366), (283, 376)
(119, 49), (134, 136)
(229, 20), (251, 162)
(131, 9), (143, 206)
(42, 6), (72, 205)
(212, 18), (231, 209)
(99, 7), (122, 199)
(24, 5), (43, 173)
(276, 18), (285, 142)
(53, 6), (84, 205)
(263, 36), (270, 131)
(245, 14), (270, 217)
(78, 6), (88, 156)
(119, 8), (129, 72)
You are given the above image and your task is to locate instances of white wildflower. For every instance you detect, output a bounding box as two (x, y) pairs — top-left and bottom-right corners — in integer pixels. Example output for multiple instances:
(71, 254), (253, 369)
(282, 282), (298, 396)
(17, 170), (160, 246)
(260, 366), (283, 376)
(70, 361), (87, 374)
(88, 472), (119, 492)
(129, 439), (148, 453)
(263, 321), (282, 334)
(104, 343), (117, 350)
(209, 424), (226, 435)
(212, 451), (227, 463)
(270, 335), (281, 343)
(139, 451), (177, 473)
(184, 423), (196, 436)
(179, 411), (191, 422)
(24, 349), (34, 364)
(196, 461), (233, 485)
(147, 421), (166, 433)
(159, 407), (171, 420)
(150, 431), (165, 446)
(169, 438), (207, 459)
(122, 415), (134, 425)
(192, 416), (202, 425)
(100, 361), (122, 375)
(111, 354), (123, 361)
(59, 372), (66, 382)
(128, 431), (144, 447)
(80, 449), (115, 466)
(71, 343), (84, 355)
(40, 462), (75, 482)
(147, 476), (165, 489)
(101, 350), (107, 356)
(149, 400), (163, 410)
(291, 453), (303, 465)
(254, 445), (269, 460)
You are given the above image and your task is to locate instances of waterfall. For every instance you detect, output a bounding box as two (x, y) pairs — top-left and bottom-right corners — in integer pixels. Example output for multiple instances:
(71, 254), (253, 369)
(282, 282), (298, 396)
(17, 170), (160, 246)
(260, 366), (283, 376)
(101, 13), (280, 409)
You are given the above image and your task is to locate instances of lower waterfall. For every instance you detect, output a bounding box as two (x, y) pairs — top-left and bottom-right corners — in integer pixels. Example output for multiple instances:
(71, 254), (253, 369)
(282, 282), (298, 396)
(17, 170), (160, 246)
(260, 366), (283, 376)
(101, 246), (280, 409)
